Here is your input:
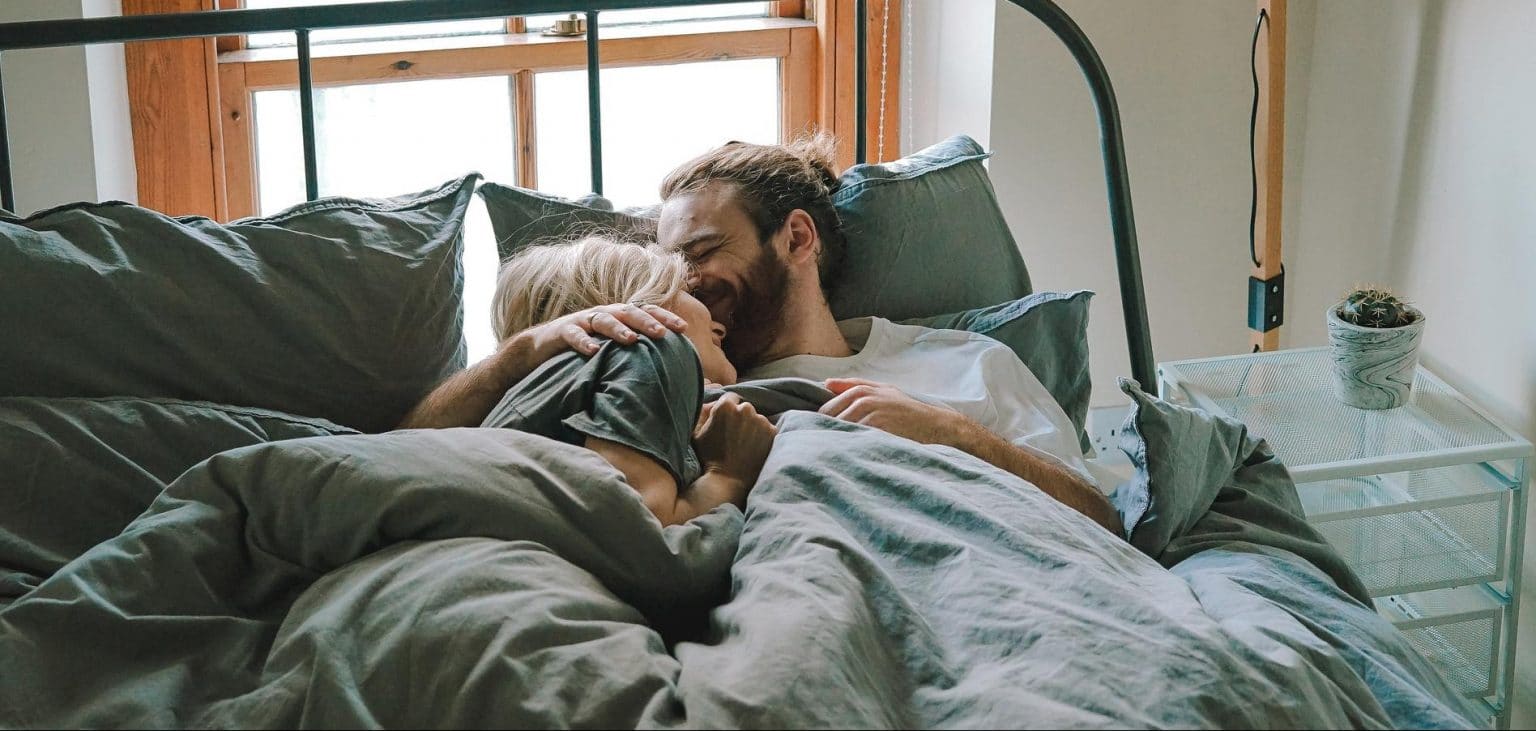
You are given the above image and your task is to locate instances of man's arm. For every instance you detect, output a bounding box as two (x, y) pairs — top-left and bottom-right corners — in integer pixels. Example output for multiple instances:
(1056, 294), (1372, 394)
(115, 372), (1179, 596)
(933, 416), (1122, 535)
(819, 378), (1123, 535)
(397, 303), (687, 429)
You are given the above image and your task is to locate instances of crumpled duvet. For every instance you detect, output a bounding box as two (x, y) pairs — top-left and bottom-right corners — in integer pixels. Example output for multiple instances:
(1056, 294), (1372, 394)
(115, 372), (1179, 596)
(0, 391), (1478, 728)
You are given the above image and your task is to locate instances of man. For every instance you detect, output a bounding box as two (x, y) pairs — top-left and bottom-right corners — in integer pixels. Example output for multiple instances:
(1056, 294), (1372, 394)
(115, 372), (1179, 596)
(654, 136), (1119, 535)
(400, 137), (1121, 535)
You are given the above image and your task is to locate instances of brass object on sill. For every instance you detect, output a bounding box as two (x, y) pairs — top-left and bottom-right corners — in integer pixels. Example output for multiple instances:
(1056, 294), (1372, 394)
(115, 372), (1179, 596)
(542, 13), (586, 37)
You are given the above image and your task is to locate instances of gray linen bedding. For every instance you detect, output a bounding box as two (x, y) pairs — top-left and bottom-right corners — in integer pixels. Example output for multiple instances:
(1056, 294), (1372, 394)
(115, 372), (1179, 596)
(0, 384), (1479, 728)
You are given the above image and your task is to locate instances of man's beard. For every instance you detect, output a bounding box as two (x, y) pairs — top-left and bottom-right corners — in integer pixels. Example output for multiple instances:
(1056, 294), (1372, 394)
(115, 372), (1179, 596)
(721, 248), (791, 370)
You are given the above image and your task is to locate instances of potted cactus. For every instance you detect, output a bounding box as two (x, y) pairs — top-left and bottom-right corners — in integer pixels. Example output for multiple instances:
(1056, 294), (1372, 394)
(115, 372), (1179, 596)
(1326, 286), (1425, 409)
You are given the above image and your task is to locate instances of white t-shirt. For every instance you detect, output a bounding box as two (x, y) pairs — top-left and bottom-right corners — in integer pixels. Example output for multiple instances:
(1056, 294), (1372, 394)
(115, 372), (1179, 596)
(745, 317), (1096, 487)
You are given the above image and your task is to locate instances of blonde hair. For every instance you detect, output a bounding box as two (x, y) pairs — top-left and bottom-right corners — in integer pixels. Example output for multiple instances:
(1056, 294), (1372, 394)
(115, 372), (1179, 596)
(491, 236), (689, 341)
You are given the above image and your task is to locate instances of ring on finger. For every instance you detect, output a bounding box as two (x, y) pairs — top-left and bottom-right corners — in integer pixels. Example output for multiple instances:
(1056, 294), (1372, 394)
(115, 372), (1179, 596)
(587, 311), (601, 328)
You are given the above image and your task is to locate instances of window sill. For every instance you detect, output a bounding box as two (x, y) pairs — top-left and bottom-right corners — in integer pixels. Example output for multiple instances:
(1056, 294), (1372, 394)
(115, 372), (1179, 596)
(217, 16), (814, 65)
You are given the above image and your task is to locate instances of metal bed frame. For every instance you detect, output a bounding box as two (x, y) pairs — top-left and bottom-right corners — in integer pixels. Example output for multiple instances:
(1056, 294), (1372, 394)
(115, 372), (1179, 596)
(0, 0), (1155, 389)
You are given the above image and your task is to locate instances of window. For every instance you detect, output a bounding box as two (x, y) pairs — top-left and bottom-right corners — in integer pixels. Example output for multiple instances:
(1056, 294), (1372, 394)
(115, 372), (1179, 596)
(125, 0), (901, 357)
(208, 0), (895, 216)
(533, 58), (780, 204)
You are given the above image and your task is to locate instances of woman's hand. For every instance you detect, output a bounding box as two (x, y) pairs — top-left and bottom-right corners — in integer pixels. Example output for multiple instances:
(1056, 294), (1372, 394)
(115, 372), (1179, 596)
(693, 393), (777, 489)
(522, 302), (688, 360)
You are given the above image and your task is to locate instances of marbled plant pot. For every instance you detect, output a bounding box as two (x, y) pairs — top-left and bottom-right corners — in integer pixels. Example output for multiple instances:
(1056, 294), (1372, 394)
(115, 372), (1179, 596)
(1326, 303), (1425, 410)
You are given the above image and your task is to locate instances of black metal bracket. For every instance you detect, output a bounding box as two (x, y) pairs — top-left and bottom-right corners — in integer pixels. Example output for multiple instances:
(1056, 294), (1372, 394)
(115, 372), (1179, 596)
(1248, 271), (1284, 332)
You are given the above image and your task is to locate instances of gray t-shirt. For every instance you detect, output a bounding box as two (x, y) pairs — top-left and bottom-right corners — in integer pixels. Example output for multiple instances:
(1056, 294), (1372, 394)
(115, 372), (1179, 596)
(482, 334), (704, 485)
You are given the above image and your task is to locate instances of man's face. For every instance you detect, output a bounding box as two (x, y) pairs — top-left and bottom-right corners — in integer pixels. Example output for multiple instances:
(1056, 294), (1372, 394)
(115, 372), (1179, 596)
(658, 184), (790, 368)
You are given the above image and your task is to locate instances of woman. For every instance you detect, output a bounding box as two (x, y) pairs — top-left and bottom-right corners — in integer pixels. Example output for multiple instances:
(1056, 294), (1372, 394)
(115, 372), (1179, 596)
(482, 235), (776, 527)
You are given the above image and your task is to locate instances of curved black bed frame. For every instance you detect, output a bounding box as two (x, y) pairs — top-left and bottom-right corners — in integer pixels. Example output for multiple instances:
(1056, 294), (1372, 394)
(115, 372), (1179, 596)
(0, 0), (1154, 389)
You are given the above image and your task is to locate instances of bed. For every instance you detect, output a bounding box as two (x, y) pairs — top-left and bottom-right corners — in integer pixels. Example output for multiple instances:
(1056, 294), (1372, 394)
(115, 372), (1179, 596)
(0, 1), (1487, 728)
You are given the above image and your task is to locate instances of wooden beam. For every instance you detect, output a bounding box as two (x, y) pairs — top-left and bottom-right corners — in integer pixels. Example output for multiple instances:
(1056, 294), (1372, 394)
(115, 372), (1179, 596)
(230, 23), (798, 90)
(125, 0), (225, 218)
(775, 0), (807, 19)
(214, 0), (244, 54)
(514, 69), (537, 189)
(217, 62), (255, 219)
(1251, 0), (1285, 352)
(815, 0), (901, 169)
(782, 25), (818, 140)
(815, 0), (840, 163)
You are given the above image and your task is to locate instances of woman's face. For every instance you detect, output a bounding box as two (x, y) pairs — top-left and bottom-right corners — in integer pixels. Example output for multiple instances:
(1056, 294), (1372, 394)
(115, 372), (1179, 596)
(665, 291), (737, 386)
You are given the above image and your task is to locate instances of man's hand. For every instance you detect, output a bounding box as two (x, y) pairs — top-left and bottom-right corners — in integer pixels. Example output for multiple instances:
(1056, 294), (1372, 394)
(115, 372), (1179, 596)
(396, 302), (687, 430)
(820, 377), (1122, 535)
(525, 302), (689, 361)
(819, 378), (969, 447)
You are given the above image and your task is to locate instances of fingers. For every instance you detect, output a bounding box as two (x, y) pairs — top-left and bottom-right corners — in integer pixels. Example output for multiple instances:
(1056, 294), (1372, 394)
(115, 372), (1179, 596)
(696, 393), (738, 430)
(825, 377), (884, 395)
(833, 398), (878, 424)
(818, 384), (874, 416)
(586, 311), (640, 345)
(702, 393), (763, 428)
(696, 399), (721, 425)
(694, 400), (719, 437)
(559, 322), (602, 356)
(613, 302), (687, 335)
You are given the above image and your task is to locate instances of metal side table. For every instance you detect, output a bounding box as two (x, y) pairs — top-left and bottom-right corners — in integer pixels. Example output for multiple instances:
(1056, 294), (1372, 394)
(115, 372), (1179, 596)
(1158, 347), (1531, 728)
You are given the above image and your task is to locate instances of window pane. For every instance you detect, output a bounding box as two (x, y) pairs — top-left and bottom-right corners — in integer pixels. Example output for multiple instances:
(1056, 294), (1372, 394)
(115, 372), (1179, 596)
(253, 76), (515, 211)
(253, 76), (515, 361)
(243, 0), (505, 48)
(525, 3), (770, 32)
(535, 58), (779, 206)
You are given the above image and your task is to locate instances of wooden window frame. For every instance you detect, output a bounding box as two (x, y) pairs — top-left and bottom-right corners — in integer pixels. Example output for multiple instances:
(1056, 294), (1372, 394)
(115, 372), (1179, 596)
(125, 0), (900, 220)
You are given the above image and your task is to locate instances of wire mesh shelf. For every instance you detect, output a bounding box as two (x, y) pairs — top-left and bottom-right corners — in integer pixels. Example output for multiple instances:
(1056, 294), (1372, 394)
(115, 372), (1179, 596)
(1297, 464), (1511, 520)
(1311, 497), (1505, 596)
(1158, 349), (1531, 481)
(1381, 585), (1505, 699)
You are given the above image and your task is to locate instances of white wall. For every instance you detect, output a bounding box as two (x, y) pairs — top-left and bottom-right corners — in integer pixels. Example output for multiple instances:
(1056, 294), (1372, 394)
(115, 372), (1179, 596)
(1375, 1), (1536, 721)
(82, 0), (136, 203)
(904, 0), (1407, 406)
(903, 0), (995, 154)
(987, 0), (1259, 405)
(0, 0), (134, 215)
(1284, 0), (1425, 348)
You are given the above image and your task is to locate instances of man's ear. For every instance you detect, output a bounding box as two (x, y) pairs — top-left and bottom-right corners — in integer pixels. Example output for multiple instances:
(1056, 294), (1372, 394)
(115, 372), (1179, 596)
(781, 209), (820, 266)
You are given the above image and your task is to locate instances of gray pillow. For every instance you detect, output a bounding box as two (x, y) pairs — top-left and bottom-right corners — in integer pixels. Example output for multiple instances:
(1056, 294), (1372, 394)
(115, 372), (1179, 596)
(0, 174), (479, 432)
(830, 135), (1031, 320)
(478, 135), (1030, 322)
(0, 396), (356, 598)
(478, 183), (656, 249)
(903, 290), (1093, 454)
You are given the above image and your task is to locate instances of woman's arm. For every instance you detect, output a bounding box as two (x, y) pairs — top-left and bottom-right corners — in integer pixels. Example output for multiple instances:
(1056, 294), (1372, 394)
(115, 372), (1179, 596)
(397, 303), (687, 430)
(585, 437), (750, 526)
(585, 393), (777, 527)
